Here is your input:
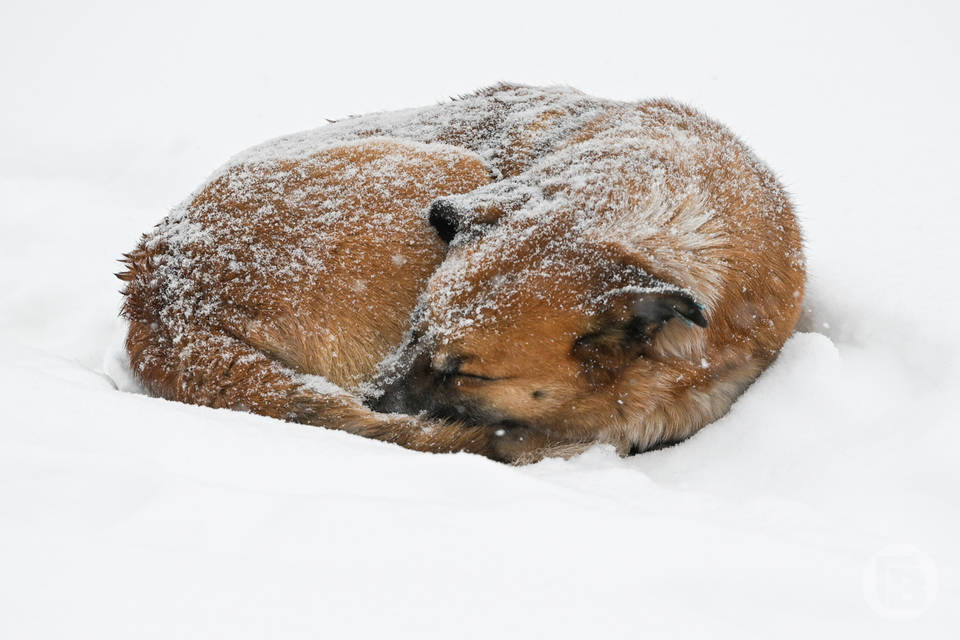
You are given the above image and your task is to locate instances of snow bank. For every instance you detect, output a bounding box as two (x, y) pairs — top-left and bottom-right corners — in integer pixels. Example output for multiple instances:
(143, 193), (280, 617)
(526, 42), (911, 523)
(2, 324), (956, 638)
(2, 1), (958, 637)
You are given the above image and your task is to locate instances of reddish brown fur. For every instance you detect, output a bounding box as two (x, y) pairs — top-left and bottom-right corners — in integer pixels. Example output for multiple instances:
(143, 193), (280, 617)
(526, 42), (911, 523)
(119, 139), (555, 461)
(120, 85), (805, 463)
(378, 99), (805, 458)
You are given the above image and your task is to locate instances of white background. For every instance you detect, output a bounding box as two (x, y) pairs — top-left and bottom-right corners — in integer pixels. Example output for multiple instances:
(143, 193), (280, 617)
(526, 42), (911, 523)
(1, 1), (958, 637)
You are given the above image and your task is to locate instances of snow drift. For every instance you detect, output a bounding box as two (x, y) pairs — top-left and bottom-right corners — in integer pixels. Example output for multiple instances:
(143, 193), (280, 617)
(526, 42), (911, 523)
(1, 1), (958, 637)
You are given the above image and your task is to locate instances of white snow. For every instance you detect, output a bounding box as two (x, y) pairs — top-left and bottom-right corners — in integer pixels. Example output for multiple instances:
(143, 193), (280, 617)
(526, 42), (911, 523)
(1, 1), (958, 638)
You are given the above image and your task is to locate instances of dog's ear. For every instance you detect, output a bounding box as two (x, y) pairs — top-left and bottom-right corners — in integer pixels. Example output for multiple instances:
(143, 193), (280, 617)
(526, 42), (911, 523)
(629, 290), (708, 332)
(427, 180), (537, 243)
(572, 288), (708, 385)
(427, 196), (518, 243)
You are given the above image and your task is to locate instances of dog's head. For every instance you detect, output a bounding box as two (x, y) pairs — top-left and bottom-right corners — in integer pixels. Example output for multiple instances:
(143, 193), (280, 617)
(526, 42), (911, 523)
(373, 193), (709, 441)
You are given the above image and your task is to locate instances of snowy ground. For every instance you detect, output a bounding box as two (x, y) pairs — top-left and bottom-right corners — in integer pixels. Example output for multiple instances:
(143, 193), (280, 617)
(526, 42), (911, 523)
(2, 1), (958, 637)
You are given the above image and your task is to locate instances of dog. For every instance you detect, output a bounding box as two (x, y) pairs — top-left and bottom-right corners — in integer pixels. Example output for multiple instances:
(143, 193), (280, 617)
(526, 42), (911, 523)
(120, 84), (805, 463)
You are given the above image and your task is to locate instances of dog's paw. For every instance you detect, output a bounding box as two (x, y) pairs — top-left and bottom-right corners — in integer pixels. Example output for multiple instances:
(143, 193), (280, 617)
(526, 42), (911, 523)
(487, 425), (585, 465)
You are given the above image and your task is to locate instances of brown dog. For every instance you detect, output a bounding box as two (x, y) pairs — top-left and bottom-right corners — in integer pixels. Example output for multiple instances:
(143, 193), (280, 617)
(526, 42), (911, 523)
(120, 85), (805, 462)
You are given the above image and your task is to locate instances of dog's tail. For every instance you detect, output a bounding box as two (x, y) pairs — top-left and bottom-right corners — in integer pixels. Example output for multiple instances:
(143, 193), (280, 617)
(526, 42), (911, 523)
(114, 248), (562, 463)
(123, 312), (542, 459)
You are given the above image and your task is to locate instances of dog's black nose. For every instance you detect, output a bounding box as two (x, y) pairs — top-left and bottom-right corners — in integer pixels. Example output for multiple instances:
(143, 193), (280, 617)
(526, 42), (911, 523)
(428, 199), (460, 243)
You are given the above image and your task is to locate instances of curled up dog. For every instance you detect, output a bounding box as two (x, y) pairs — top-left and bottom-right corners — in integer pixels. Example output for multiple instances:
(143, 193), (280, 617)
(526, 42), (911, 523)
(119, 84), (805, 463)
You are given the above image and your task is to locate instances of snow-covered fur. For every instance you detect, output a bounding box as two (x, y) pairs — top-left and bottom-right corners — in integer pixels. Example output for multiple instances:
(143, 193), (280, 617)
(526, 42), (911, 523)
(119, 84), (805, 462)
(120, 139), (542, 460)
(374, 95), (805, 456)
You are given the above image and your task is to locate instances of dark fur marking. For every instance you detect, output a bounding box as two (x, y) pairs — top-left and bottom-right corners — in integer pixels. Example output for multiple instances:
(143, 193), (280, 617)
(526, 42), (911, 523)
(428, 199), (460, 243)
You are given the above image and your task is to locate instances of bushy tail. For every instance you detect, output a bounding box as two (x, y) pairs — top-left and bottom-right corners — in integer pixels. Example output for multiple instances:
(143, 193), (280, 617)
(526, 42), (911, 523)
(116, 249), (563, 463)
(124, 313), (560, 461)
